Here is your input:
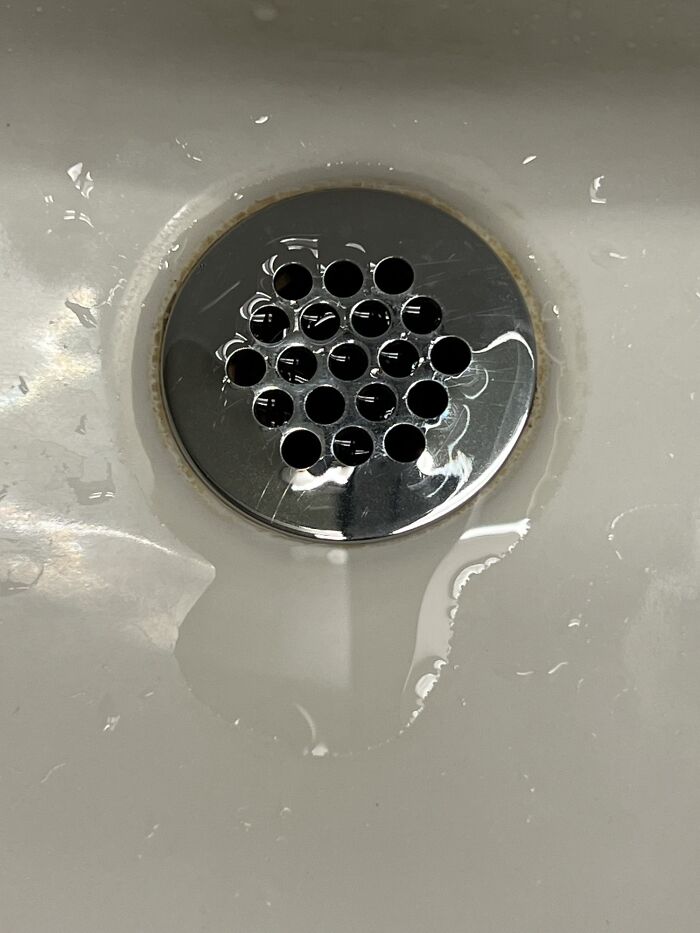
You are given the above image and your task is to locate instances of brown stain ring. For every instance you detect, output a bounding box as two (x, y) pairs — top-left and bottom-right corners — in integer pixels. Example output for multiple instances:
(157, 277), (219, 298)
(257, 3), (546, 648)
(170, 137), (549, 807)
(150, 179), (547, 540)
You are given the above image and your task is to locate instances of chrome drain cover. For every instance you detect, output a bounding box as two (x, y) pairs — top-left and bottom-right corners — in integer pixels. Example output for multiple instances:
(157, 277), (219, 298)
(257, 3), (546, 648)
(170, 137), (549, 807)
(161, 187), (536, 541)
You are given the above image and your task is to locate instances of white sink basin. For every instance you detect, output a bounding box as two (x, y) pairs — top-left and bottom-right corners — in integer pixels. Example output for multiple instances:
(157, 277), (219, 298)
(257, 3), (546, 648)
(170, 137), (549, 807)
(2, 1), (699, 929)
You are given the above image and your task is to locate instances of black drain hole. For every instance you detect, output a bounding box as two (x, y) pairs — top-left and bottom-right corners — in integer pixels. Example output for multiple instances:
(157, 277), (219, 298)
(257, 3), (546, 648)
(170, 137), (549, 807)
(300, 303), (341, 342)
(378, 339), (420, 378)
(406, 380), (449, 420)
(328, 342), (369, 381)
(273, 263), (313, 300)
(430, 336), (472, 376)
(281, 429), (322, 470)
(384, 423), (426, 462)
(374, 257), (414, 294)
(356, 383), (397, 422)
(277, 345), (317, 384)
(333, 426), (374, 466)
(227, 347), (267, 386)
(324, 260), (364, 298)
(305, 385), (345, 425)
(402, 296), (442, 335)
(249, 305), (290, 344)
(253, 388), (294, 427)
(351, 300), (392, 339)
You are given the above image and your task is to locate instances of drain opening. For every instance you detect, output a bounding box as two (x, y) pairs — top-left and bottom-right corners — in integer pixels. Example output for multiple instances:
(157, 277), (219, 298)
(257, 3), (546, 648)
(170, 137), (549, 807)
(277, 345), (317, 384)
(355, 382), (397, 422)
(333, 426), (374, 466)
(300, 303), (341, 342)
(281, 429), (322, 470)
(328, 342), (369, 381)
(249, 305), (290, 344)
(305, 385), (345, 425)
(324, 260), (364, 298)
(253, 388), (294, 428)
(430, 335), (471, 376)
(374, 256), (414, 294)
(161, 186), (536, 541)
(273, 262), (313, 300)
(406, 380), (449, 420)
(350, 300), (392, 339)
(384, 423), (426, 462)
(378, 339), (420, 378)
(402, 296), (442, 334)
(226, 347), (267, 387)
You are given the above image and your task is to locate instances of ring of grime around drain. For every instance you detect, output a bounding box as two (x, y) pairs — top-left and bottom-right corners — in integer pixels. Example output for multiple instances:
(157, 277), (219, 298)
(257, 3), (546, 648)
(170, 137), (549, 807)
(161, 187), (536, 541)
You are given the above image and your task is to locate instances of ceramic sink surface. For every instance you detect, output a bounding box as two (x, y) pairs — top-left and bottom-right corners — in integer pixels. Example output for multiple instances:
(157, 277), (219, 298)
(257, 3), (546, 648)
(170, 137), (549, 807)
(1, 1), (700, 930)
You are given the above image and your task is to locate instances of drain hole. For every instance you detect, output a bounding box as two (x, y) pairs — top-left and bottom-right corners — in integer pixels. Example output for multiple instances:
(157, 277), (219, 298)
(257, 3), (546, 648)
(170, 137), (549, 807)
(350, 300), (392, 339)
(227, 347), (267, 386)
(277, 345), (317, 384)
(305, 385), (345, 424)
(356, 382), (397, 421)
(406, 380), (449, 420)
(281, 429), (322, 470)
(333, 426), (374, 466)
(249, 305), (290, 344)
(384, 423), (426, 462)
(328, 342), (369, 381)
(324, 260), (364, 298)
(253, 388), (294, 427)
(430, 335), (472, 376)
(374, 257), (414, 294)
(273, 263), (313, 300)
(378, 339), (420, 378)
(300, 303), (341, 342)
(402, 296), (442, 335)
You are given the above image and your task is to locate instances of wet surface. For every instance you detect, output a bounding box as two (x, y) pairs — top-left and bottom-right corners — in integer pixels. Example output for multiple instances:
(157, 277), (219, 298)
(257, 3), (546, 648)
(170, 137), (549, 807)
(1, 0), (700, 930)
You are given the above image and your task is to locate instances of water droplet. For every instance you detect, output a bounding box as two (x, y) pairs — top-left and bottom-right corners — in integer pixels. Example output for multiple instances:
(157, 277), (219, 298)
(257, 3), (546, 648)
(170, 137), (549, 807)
(415, 673), (438, 700)
(252, 1), (278, 21)
(1, 554), (44, 596)
(589, 174), (607, 204)
(67, 462), (116, 505)
(327, 548), (347, 566)
(66, 161), (94, 199)
(63, 209), (94, 228)
(174, 137), (203, 163)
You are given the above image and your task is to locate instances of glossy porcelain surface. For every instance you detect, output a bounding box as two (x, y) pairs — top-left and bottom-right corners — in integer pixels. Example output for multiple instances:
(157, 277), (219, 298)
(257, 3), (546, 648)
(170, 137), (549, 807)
(1, 2), (699, 930)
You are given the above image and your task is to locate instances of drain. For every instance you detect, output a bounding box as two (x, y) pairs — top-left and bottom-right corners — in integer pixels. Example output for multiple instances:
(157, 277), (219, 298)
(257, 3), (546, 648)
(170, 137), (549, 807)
(161, 187), (537, 541)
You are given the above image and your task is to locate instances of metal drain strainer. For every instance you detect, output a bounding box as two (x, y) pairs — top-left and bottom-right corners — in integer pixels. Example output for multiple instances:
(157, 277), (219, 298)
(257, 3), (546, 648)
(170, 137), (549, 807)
(161, 187), (536, 541)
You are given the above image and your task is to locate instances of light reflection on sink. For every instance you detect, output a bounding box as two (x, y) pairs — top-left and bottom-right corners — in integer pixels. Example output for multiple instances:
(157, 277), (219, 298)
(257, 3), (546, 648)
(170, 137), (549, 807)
(1, 1), (700, 930)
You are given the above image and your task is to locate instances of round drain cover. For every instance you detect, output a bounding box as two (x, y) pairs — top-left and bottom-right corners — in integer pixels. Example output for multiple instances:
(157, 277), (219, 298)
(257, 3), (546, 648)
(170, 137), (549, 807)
(161, 187), (536, 541)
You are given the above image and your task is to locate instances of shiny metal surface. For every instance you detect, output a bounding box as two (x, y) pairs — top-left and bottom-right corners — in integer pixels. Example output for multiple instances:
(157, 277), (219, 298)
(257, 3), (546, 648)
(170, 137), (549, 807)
(3, 1), (700, 930)
(161, 188), (536, 540)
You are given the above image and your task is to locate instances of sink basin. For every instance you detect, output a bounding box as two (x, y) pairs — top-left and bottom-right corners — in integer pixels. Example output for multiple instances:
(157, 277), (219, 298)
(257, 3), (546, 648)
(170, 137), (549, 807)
(2, 1), (699, 930)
